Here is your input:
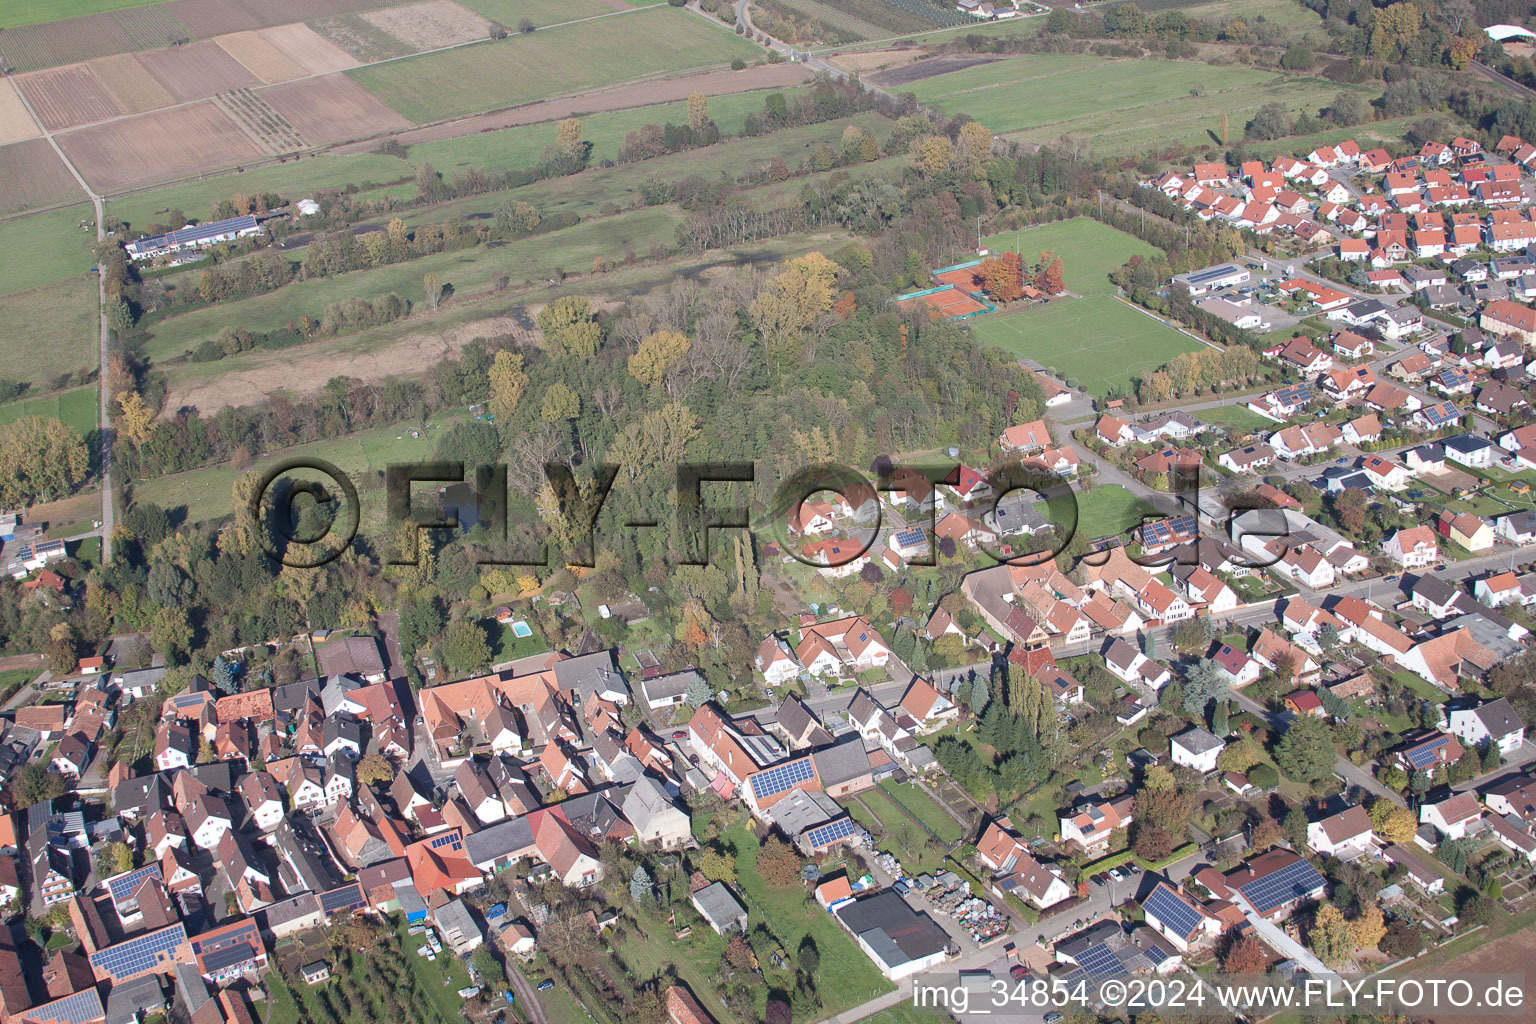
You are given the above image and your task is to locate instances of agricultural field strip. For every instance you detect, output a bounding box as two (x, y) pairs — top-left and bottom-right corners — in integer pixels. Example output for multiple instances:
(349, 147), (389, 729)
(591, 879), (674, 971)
(36, 2), (692, 146)
(759, 0), (897, 40)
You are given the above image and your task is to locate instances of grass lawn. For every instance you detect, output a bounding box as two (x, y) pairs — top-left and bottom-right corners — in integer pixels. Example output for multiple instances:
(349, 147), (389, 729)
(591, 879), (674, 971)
(0, 668), (36, 705)
(0, 385), (97, 436)
(1390, 670), (1451, 705)
(906, 52), (1358, 155)
(1198, 404), (1275, 433)
(106, 153), (411, 232)
(981, 217), (1159, 297)
(0, 205), (98, 294)
(349, 8), (763, 123)
(971, 293), (1203, 397)
(492, 623), (547, 662)
(844, 786), (946, 874)
(1183, 0), (1322, 30)
(392, 914), (475, 1020)
(142, 206), (679, 364)
(0, 0), (158, 28)
(1037, 483), (1155, 541)
(614, 913), (733, 1022)
(721, 823), (894, 1013)
(406, 87), (809, 173)
(880, 778), (964, 843)
(394, 114), (890, 229)
(0, 278), (99, 388)
(129, 408), (459, 526)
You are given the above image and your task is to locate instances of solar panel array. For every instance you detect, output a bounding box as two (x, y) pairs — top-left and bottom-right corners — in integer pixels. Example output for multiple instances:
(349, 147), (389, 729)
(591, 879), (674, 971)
(1140, 516), (1196, 548)
(1276, 383), (1312, 406)
(805, 817), (857, 849)
(1237, 858), (1326, 914)
(1075, 941), (1128, 979)
(90, 924), (187, 981)
(892, 528), (926, 548)
(106, 864), (163, 907)
(200, 941), (258, 974)
(430, 831), (463, 852)
(1142, 884), (1202, 939)
(30, 987), (104, 1024)
(1404, 734), (1453, 769)
(749, 757), (815, 800)
(1423, 403), (1459, 427)
(319, 883), (366, 915)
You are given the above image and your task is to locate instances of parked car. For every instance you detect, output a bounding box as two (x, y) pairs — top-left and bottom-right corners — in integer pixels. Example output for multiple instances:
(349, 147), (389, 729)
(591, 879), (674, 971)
(536, 980), (555, 992)
(1010, 964), (1030, 980)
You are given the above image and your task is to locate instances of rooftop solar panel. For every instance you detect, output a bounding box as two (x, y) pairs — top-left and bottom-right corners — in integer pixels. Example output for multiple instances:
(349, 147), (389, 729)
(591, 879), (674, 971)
(1076, 942), (1125, 979)
(429, 832), (463, 851)
(1142, 885), (1203, 939)
(749, 757), (815, 800)
(1237, 858), (1326, 914)
(199, 941), (258, 973)
(107, 864), (163, 907)
(893, 528), (926, 547)
(805, 817), (856, 849)
(89, 924), (187, 981)
(29, 987), (105, 1024)
(319, 883), (365, 914)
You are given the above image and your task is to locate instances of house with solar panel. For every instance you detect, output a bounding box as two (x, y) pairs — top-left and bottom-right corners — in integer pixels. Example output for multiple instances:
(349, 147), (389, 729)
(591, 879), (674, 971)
(1220, 849), (1327, 922)
(125, 214), (262, 261)
(189, 917), (267, 986)
(794, 616), (890, 678)
(1140, 881), (1223, 951)
(1393, 732), (1465, 777)
(1058, 796), (1134, 856)
(1053, 920), (1177, 988)
(87, 923), (188, 986)
(975, 819), (1071, 909)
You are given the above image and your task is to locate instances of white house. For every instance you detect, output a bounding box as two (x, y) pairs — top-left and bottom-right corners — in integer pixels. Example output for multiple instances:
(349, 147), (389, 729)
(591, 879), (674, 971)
(1448, 698), (1525, 756)
(1306, 805), (1375, 859)
(1420, 792), (1483, 841)
(1170, 727), (1225, 773)
(1382, 526), (1439, 568)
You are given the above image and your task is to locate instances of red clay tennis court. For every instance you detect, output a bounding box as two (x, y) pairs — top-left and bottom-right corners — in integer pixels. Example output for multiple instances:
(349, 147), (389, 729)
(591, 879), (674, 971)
(932, 266), (984, 290)
(898, 285), (989, 316)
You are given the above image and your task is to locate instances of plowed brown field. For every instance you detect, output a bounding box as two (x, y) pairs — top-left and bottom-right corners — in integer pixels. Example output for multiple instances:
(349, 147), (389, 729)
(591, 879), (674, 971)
(0, 81), (41, 145)
(15, 64), (125, 131)
(59, 101), (264, 192)
(136, 38), (261, 102)
(259, 24), (357, 75)
(214, 30), (309, 84)
(88, 53), (176, 115)
(260, 73), (410, 144)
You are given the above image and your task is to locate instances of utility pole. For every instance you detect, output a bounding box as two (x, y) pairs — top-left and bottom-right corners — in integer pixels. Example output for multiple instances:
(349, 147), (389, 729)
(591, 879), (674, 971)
(977, 215), (982, 252)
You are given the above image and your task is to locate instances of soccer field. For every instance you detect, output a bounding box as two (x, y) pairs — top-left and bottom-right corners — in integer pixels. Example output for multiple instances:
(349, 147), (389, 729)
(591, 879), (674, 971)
(970, 293), (1203, 398)
(982, 218), (1160, 296)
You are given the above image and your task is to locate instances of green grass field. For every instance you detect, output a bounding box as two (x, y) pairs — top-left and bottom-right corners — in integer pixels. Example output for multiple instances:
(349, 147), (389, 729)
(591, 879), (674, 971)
(349, 8), (763, 123)
(721, 822), (893, 1014)
(972, 294), (1202, 397)
(1184, 0), (1322, 30)
(982, 217), (1160, 297)
(129, 409), (459, 526)
(406, 86), (808, 173)
(880, 778), (964, 843)
(0, 385), (97, 436)
(105, 152), (411, 231)
(143, 205), (678, 365)
(1197, 404), (1273, 433)
(397, 113), (888, 227)
(1038, 484), (1156, 541)
(906, 51), (1374, 155)
(0, 205), (99, 294)
(0, 0), (156, 29)
(0, 278), (99, 388)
